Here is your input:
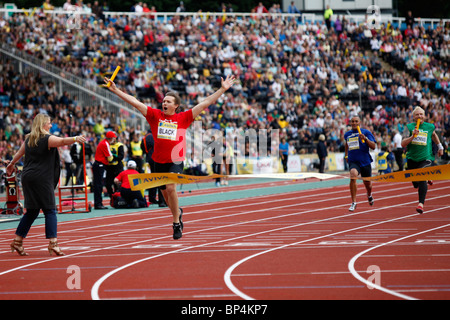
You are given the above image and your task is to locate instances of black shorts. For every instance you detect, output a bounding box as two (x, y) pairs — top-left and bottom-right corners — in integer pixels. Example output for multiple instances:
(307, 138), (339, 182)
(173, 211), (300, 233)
(407, 159), (434, 186)
(153, 161), (184, 190)
(407, 159), (433, 170)
(349, 162), (372, 178)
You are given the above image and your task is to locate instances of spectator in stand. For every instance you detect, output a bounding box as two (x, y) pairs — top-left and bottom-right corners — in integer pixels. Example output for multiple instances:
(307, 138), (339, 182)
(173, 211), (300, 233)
(149, 6), (157, 19)
(324, 5), (333, 31)
(287, 1), (300, 14)
(176, 1), (185, 12)
(254, 2), (268, 14)
(134, 2), (143, 13)
(405, 11), (415, 29)
(92, 1), (103, 18)
(42, 0), (54, 10)
(63, 0), (73, 11)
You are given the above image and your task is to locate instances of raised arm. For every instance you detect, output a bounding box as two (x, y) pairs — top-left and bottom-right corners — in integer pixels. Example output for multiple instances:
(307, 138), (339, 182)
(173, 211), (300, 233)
(191, 75), (236, 119)
(104, 77), (148, 117)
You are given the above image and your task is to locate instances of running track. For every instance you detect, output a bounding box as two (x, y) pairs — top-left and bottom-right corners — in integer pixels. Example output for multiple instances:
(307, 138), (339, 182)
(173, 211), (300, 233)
(0, 178), (449, 301)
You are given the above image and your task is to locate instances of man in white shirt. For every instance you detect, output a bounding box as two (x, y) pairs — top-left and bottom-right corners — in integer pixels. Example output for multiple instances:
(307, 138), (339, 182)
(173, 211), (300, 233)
(63, 0), (73, 11)
(135, 2), (143, 13)
(397, 82), (407, 97)
(392, 130), (404, 171)
(271, 79), (282, 99)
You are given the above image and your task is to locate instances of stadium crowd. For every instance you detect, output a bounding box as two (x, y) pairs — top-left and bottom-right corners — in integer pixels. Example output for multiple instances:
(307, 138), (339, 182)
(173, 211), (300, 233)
(0, 2), (449, 177)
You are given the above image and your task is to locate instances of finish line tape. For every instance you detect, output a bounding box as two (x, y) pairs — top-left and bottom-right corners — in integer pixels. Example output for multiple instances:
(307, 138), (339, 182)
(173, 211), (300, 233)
(128, 164), (450, 191)
(360, 164), (450, 183)
(129, 173), (224, 191)
(128, 172), (340, 191)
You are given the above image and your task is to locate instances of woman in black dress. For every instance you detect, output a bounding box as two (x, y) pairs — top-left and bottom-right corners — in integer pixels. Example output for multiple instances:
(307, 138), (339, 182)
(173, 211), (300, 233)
(6, 114), (86, 256)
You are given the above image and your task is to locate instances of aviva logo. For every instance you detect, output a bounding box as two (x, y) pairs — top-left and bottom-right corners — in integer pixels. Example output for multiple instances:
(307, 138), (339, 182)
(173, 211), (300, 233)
(132, 178), (141, 186)
(361, 164), (450, 183)
(404, 169), (442, 178)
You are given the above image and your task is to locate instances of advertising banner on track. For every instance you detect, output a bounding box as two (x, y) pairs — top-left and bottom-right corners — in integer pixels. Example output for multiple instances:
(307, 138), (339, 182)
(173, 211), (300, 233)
(128, 172), (341, 191)
(360, 164), (450, 183)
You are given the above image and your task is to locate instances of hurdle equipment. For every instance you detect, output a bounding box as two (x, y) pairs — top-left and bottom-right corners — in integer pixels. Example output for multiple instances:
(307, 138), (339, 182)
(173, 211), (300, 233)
(58, 143), (92, 214)
(1, 166), (23, 215)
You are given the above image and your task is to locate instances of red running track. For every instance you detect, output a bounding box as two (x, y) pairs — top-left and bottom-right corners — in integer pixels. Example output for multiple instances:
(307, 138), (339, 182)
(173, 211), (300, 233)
(0, 179), (449, 300)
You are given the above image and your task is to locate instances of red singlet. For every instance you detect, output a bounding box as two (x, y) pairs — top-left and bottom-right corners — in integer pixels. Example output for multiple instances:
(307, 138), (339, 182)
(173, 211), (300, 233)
(145, 107), (194, 164)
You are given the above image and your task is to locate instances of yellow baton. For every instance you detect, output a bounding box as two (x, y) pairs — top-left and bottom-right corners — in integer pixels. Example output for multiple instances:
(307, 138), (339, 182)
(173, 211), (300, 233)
(107, 66), (121, 87)
(413, 119), (420, 137)
(357, 126), (365, 143)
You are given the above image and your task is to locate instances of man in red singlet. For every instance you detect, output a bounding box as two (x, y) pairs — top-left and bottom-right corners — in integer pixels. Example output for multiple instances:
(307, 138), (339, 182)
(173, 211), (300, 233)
(104, 75), (235, 239)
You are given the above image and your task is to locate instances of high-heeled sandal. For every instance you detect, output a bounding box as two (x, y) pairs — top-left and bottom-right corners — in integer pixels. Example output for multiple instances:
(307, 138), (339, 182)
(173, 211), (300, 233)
(48, 241), (65, 256)
(10, 239), (29, 256)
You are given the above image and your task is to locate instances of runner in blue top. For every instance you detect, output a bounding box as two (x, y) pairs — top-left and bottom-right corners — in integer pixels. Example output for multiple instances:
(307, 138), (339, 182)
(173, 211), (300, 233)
(344, 116), (377, 211)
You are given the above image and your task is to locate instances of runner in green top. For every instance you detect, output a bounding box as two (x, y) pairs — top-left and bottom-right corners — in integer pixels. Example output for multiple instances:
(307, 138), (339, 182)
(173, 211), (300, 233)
(402, 107), (444, 214)
(405, 121), (435, 162)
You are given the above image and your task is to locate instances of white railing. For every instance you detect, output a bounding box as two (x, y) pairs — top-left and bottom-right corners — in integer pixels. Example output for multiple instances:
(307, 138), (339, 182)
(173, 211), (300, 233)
(0, 43), (145, 128)
(1, 7), (448, 29)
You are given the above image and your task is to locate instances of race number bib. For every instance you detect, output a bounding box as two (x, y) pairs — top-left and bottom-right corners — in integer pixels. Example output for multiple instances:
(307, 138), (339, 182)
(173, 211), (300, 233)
(411, 131), (427, 146)
(348, 136), (360, 150)
(157, 120), (178, 141)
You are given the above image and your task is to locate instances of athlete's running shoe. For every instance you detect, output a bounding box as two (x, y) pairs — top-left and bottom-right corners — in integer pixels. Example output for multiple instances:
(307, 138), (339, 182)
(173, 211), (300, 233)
(173, 208), (184, 240)
(368, 195), (374, 206)
(416, 205), (424, 214)
(349, 202), (357, 212)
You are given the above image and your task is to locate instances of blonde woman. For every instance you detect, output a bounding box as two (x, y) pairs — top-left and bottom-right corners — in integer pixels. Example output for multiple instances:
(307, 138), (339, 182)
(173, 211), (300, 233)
(6, 114), (86, 256)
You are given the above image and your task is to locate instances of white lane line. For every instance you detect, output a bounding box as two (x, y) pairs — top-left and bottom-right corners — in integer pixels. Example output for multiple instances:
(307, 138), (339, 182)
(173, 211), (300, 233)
(0, 183), (448, 300)
(92, 194), (449, 300)
(223, 201), (450, 300)
(347, 219), (450, 300)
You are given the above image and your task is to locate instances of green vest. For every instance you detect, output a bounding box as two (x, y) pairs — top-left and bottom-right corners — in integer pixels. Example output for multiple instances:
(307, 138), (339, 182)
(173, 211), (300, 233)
(406, 121), (435, 162)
